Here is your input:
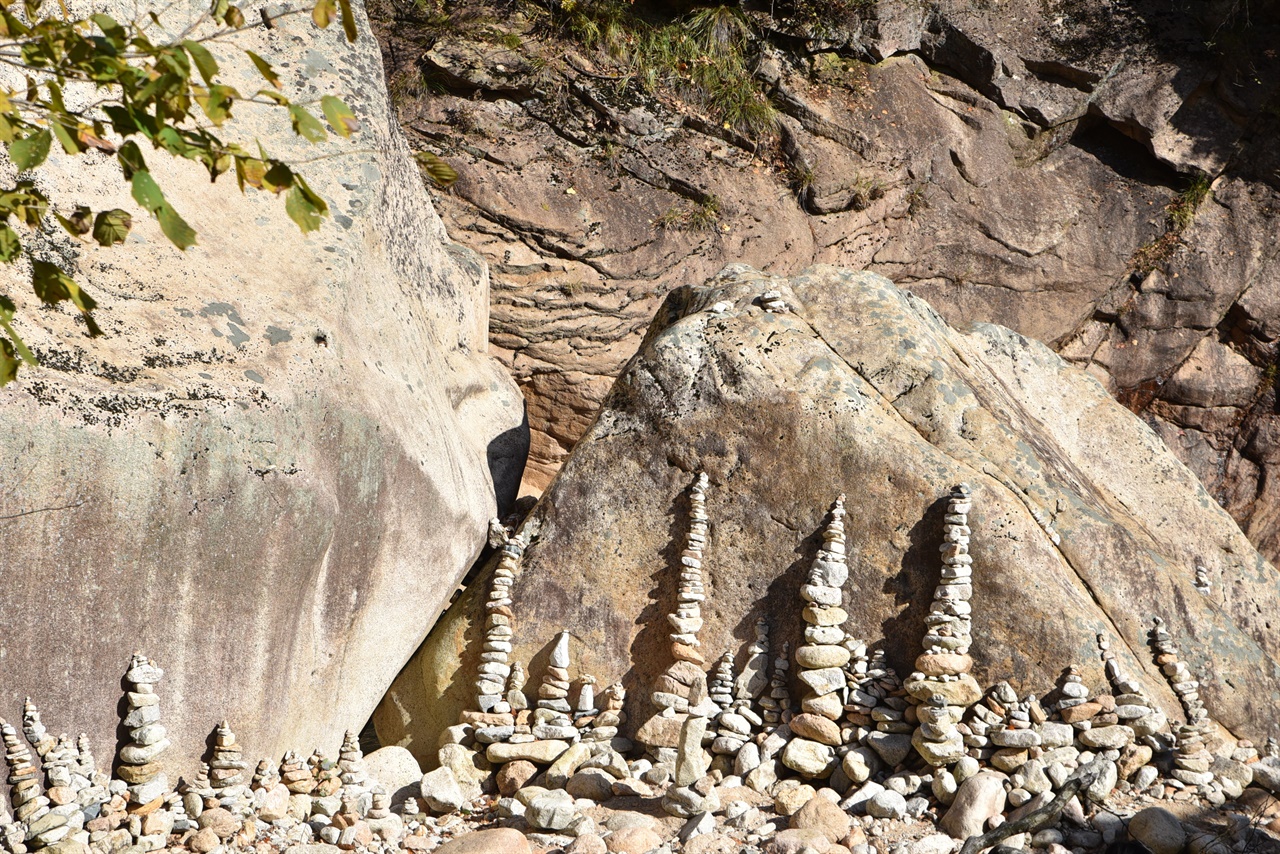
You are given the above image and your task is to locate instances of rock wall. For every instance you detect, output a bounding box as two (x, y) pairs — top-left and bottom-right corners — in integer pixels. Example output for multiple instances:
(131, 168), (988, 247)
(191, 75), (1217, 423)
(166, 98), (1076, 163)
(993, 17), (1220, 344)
(374, 0), (1280, 565)
(374, 266), (1280, 765)
(0, 0), (525, 778)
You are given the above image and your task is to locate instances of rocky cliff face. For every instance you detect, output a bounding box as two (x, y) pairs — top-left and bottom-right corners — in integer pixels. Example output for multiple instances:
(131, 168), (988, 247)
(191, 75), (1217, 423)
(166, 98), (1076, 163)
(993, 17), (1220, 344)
(375, 0), (1280, 564)
(374, 266), (1280, 764)
(0, 0), (525, 776)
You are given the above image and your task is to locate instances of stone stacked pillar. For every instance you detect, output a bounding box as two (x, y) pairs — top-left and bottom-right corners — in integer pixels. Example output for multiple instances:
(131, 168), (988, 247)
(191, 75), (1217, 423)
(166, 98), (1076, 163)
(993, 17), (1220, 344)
(3, 720), (49, 824)
(1098, 634), (1165, 739)
(708, 654), (735, 713)
(209, 721), (248, 791)
(20, 701), (53, 761)
(532, 632), (579, 741)
(734, 618), (771, 708)
(280, 752), (316, 795)
(637, 475), (716, 752)
(592, 683), (627, 743)
(116, 654), (170, 809)
(476, 535), (524, 716)
(759, 642), (792, 732)
(338, 730), (371, 794)
(904, 484), (982, 710)
(1150, 618), (1209, 729)
(782, 497), (852, 779)
(40, 735), (77, 806)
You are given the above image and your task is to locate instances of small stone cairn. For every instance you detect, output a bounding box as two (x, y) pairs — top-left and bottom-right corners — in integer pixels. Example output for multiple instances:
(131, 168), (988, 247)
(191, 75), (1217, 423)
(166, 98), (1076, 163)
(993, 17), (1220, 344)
(21, 701), (54, 762)
(117, 654), (170, 808)
(209, 721), (249, 792)
(532, 631), (580, 741)
(903, 483), (982, 709)
(781, 496), (852, 779)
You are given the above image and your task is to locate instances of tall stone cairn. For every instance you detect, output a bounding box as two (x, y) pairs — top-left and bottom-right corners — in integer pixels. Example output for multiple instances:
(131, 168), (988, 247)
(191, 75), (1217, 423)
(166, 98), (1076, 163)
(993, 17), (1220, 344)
(637, 474), (715, 751)
(904, 484), (982, 709)
(475, 532), (525, 715)
(117, 654), (170, 807)
(3, 719), (49, 823)
(669, 472), (710, 667)
(795, 496), (853, 717)
(338, 730), (370, 790)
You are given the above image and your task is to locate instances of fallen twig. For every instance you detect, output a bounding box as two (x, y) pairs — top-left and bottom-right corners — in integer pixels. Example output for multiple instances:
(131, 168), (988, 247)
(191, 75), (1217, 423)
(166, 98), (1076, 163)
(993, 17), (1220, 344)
(959, 759), (1107, 854)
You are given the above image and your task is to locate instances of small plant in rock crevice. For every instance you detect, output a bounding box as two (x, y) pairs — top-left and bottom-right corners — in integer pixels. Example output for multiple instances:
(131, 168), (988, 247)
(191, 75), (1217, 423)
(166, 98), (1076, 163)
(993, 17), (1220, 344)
(1128, 172), (1214, 275)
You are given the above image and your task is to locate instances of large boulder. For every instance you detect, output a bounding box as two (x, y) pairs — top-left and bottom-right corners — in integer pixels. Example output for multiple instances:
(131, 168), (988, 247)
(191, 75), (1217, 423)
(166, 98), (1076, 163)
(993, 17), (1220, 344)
(375, 265), (1280, 762)
(0, 0), (525, 776)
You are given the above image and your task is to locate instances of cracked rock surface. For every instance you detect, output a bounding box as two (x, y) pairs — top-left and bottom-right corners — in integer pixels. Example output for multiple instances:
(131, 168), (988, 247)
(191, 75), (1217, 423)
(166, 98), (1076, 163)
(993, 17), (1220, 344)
(375, 265), (1280, 761)
(375, 0), (1280, 565)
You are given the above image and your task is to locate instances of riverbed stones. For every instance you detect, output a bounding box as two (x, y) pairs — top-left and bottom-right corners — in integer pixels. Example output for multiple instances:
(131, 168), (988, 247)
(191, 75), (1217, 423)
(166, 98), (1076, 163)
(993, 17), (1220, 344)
(117, 655), (169, 808)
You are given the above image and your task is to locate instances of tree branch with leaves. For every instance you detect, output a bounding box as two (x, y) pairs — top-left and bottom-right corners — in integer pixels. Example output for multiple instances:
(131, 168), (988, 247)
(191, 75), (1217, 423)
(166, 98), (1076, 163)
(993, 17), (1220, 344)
(0, 0), (365, 383)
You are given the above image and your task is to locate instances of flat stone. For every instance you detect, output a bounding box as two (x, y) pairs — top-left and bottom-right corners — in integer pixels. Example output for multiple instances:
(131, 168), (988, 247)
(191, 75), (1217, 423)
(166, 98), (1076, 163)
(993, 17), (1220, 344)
(802, 605), (848, 626)
(990, 729), (1041, 749)
(1078, 725), (1134, 750)
(797, 667), (845, 696)
(795, 645), (851, 669)
(485, 740), (570, 764)
(431, 828), (532, 854)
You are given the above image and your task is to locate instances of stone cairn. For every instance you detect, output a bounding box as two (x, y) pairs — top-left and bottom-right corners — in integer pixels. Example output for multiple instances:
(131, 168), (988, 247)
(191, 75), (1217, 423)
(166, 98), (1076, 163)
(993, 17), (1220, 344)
(1151, 618), (1217, 786)
(279, 751), (316, 795)
(782, 496), (852, 779)
(209, 721), (249, 793)
(637, 474), (716, 753)
(117, 654), (170, 808)
(734, 618), (771, 708)
(1097, 633), (1166, 741)
(3, 719), (49, 824)
(476, 530), (524, 716)
(758, 642), (791, 732)
(533, 631), (580, 741)
(669, 472), (710, 669)
(903, 484), (982, 714)
(21, 701), (54, 762)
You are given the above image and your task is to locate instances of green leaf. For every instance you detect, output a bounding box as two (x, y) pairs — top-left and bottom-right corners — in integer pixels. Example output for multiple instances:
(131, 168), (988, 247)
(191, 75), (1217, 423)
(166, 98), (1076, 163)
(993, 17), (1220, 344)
(285, 182), (326, 232)
(91, 13), (126, 48)
(415, 151), (458, 188)
(156, 204), (197, 249)
(262, 161), (294, 193)
(183, 40), (219, 85)
(130, 169), (163, 212)
(31, 260), (102, 336)
(337, 0), (357, 42)
(0, 336), (22, 384)
(0, 223), (21, 261)
(246, 50), (280, 89)
(321, 95), (358, 137)
(10, 128), (50, 170)
(51, 119), (80, 155)
(312, 0), (335, 28)
(0, 295), (36, 366)
(91, 209), (131, 246)
(196, 84), (236, 126)
(288, 105), (326, 142)
(117, 139), (146, 180)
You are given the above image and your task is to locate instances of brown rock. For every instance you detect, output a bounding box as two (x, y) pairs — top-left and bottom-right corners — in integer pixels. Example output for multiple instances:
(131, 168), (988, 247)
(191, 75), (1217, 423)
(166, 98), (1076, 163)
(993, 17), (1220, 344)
(789, 714), (842, 746)
(380, 267), (1280, 754)
(791, 794), (852, 842)
(496, 760), (537, 796)
(565, 833), (608, 854)
(189, 828), (221, 854)
(432, 828), (532, 854)
(198, 808), (239, 840)
(1060, 702), (1103, 724)
(605, 826), (664, 854)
